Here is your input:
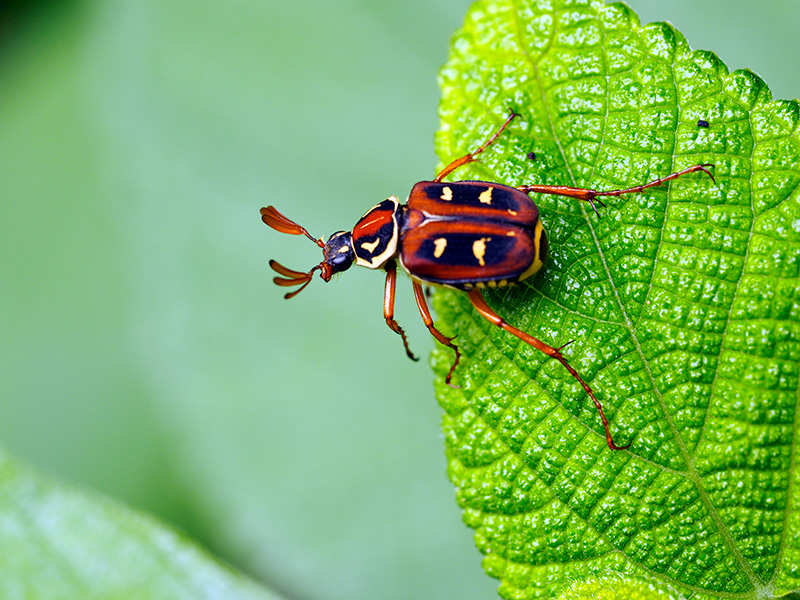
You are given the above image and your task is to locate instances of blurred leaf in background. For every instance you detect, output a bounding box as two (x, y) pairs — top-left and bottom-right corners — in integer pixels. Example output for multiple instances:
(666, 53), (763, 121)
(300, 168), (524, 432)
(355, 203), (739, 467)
(0, 0), (798, 599)
(0, 448), (283, 598)
(0, 1), (495, 598)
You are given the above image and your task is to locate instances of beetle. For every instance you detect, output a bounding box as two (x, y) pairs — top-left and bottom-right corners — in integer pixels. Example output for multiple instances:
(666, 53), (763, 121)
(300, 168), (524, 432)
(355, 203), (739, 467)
(261, 111), (714, 450)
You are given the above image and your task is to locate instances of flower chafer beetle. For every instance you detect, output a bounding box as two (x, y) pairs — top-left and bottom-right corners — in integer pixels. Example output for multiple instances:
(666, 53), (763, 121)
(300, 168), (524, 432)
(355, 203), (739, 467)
(261, 112), (714, 450)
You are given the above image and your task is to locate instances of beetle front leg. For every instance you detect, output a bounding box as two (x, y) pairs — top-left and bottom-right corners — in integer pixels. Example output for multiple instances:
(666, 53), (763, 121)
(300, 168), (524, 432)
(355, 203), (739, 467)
(434, 110), (519, 183)
(412, 281), (461, 387)
(384, 260), (418, 362)
(467, 290), (630, 451)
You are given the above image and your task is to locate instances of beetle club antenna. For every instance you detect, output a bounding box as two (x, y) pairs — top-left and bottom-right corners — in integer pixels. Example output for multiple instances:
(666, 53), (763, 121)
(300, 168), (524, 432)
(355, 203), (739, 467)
(261, 206), (325, 248)
(269, 260), (320, 299)
(262, 206), (329, 298)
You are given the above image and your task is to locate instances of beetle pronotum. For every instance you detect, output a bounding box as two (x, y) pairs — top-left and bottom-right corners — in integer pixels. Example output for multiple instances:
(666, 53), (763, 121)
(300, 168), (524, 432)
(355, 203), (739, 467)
(261, 112), (714, 450)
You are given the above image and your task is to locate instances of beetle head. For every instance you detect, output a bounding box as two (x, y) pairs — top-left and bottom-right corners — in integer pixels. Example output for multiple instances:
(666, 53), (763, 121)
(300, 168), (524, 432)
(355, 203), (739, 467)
(260, 206), (355, 298)
(322, 231), (355, 277)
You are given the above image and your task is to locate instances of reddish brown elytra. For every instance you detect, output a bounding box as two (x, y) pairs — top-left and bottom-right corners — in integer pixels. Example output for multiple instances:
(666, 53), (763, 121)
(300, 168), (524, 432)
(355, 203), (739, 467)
(261, 111), (715, 450)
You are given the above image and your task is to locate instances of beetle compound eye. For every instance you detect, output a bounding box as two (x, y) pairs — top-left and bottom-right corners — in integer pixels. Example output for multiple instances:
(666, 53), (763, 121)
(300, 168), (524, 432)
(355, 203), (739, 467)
(329, 251), (353, 272)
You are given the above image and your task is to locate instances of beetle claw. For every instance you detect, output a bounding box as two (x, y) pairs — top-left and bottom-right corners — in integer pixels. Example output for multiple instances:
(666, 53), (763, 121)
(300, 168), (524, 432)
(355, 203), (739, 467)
(588, 197), (605, 217)
(556, 339), (575, 352)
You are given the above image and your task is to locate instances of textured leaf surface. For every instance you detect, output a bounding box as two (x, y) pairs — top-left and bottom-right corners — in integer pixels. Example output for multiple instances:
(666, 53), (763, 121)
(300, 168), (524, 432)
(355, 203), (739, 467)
(433, 1), (800, 598)
(0, 448), (282, 599)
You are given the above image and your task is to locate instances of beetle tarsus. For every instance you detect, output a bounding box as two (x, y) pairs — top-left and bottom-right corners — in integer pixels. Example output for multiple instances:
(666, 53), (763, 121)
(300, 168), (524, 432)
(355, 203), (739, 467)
(592, 164), (715, 199)
(444, 351), (462, 388)
(385, 315), (418, 361)
(433, 111), (520, 182)
(393, 324), (419, 362)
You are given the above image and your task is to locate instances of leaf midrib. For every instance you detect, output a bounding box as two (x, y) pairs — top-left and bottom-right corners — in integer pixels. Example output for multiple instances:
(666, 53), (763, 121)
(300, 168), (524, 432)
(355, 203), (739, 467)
(504, 0), (766, 591)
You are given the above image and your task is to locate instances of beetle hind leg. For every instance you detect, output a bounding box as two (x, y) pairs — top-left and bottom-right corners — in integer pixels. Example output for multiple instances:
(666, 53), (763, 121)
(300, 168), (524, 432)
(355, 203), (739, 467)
(413, 282), (461, 387)
(467, 290), (630, 451)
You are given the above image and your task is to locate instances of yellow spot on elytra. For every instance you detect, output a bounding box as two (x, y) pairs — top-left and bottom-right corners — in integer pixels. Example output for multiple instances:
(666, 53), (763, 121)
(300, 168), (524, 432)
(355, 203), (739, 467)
(472, 237), (490, 266)
(507, 209), (518, 216)
(441, 186), (453, 201)
(433, 237), (447, 258)
(506, 231), (516, 236)
(479, 187), (493, 204)
(360, 239), (381, 253)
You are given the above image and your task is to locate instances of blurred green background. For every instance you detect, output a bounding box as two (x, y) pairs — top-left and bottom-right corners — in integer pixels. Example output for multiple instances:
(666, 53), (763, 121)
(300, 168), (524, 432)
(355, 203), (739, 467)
(1, 0), (798, 598)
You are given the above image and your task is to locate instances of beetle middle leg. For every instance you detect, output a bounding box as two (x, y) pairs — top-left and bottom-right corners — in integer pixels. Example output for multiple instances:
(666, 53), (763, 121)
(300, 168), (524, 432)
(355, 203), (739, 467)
(517, 164), (715, 215)
(412, 281), (461, 387)
(467, 289), (630, 451)
(434, 110), (519, 183)
(384, 260), (418, 361)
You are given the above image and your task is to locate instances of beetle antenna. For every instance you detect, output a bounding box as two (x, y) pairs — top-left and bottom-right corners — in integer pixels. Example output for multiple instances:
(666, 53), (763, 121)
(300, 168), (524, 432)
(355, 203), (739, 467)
(261, 206), (325, 248)
(270, 260), (320, 299)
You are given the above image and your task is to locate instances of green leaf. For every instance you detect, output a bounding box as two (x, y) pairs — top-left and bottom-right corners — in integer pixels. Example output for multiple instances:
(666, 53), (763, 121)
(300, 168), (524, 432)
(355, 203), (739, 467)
(0, 447), (284, 599)
(433, 0), (800, 598)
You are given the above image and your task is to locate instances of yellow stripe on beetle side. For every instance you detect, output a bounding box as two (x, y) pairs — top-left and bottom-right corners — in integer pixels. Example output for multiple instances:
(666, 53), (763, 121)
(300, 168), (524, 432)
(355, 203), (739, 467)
(518, 220), (545, 282)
